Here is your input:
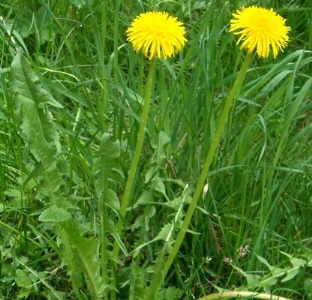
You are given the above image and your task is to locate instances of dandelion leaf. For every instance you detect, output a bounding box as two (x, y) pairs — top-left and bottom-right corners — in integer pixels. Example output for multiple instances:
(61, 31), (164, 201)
(129, 261), (145, 300)
(39, 205), (71, 223)
(61, 221), (107, 298)
(11, 52), (64, 194)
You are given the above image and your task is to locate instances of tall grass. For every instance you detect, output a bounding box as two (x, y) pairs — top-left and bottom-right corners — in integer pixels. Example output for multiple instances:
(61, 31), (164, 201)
(0, 0), (311, 299)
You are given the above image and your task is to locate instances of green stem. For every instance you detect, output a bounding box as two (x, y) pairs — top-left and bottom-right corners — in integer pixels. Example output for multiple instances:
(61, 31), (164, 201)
(197, 291), (291, 300)
(110, 60), (156, 300)
(144, 53), (253, 300)
(95, 2), (109, 132)
(119, 59), (156, 218)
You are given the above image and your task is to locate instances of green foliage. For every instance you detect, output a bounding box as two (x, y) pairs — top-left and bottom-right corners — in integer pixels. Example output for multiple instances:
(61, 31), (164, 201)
(60, 221), (107, 299)
(0, 0), (311, 299)
(11, 52), (63, 196)
(39, 205), (71, 223)
(232, 252), (312, 292)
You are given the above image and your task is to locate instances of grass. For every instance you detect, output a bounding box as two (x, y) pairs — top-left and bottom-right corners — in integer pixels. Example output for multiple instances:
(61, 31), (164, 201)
(0, 0), (311, 299)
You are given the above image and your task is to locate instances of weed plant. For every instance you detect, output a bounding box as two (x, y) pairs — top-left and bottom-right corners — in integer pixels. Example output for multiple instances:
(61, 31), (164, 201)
(0, 0), (311, 299)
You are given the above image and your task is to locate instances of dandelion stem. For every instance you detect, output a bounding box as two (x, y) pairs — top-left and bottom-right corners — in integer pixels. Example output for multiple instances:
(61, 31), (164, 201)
(145, 53), (253, 299)
(197, 291), (291, 300)
(119, 59), (156, 218)
(110, 59), (156, 300)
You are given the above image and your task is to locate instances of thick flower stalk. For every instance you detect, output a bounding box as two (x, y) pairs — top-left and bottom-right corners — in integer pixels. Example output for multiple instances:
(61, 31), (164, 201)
(145, 5), (291, 300)
(110, 11), (186, 300)
(230, 6), (290, 58)
(119, 11), (186, 226)
(127, 11), (187, 59)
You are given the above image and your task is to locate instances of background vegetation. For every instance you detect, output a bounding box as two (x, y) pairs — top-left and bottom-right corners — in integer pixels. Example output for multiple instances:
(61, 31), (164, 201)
(0, 0), (311, 299)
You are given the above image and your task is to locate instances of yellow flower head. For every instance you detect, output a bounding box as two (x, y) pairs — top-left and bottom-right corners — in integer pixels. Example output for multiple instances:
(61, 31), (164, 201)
(126, 11), (187, 60)
(230, 6), (290, 58)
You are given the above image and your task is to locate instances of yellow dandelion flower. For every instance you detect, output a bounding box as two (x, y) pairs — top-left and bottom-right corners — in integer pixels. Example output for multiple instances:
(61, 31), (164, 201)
(126, 11), (186, 60)
(230, 6), (290, 58)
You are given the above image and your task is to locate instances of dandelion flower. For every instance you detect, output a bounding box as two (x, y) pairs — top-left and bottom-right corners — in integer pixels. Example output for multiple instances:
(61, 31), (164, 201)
(230, 6), (290, 58)
(127, 11), (186, 60)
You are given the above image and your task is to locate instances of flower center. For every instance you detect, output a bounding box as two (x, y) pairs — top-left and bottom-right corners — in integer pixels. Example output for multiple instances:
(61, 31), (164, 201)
(252, 14), (277, 36)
